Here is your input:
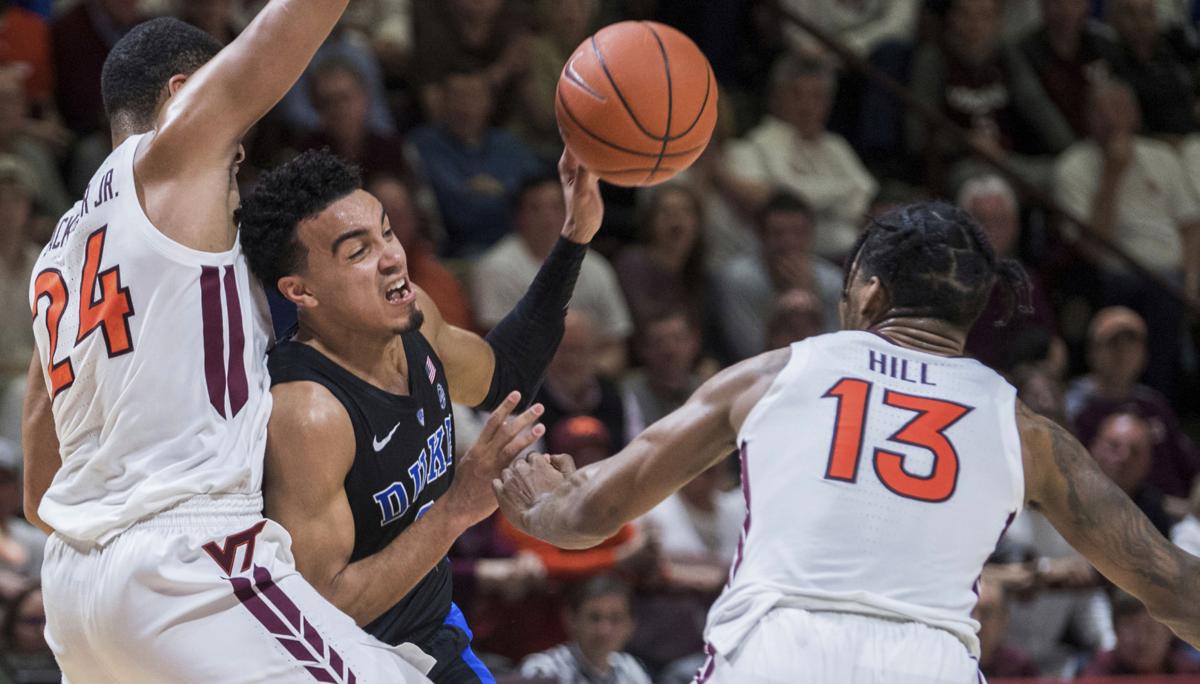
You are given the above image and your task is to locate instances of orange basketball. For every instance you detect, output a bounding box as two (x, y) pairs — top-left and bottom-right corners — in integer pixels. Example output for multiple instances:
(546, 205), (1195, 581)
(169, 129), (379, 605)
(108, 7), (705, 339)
(555, 21), (718, 187)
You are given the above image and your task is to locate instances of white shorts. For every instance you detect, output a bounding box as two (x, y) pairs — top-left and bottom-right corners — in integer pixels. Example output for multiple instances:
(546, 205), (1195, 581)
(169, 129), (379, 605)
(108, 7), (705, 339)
(697, 608), (982, 684)
(41, 494), (433, 684)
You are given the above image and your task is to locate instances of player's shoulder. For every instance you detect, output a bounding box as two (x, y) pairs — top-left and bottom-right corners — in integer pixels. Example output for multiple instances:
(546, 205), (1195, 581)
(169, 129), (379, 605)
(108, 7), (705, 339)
(269, 378), (351, 432)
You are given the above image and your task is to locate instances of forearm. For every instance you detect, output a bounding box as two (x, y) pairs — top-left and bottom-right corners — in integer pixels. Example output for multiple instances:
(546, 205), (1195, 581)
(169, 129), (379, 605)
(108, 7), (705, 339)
(325, 503), (468, 626)
(479, 238), (586, 410)
(21, 354), (57, 534)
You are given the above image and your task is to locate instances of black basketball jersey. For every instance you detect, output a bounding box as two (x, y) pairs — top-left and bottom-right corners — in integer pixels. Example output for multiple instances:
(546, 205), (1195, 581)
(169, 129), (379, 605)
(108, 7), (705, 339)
(268, 331), (456, 647)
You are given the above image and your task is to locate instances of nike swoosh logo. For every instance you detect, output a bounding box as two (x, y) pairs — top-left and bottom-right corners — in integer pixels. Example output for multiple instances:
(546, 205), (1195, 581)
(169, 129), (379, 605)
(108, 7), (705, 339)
(564, 56), (606, 102)
(373, 422), (402, 452)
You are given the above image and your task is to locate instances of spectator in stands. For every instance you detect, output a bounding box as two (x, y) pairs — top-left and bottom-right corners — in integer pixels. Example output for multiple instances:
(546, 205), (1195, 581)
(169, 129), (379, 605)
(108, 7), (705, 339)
(473, 176), (632, 371)
(411, 0), (532, 120)
(534, 313), (636, 447)
(519, 575), (652, 684)
(0, 584), (57, 684)
(974, 580), (1039, 678)
(1015, 0), (1117, 142)
(1106, 0), (1200, 138)
(51, 0), (144, 136)
(1080, 590), (1200, 676)
(0, 68), (67, 217)
(725, 53), (877, 260)
(0, 156), (37, 386)
(614, 183), (710, 327)
(1066, 306), (1200, 499)
(909, 0), (1069, 187)
(1054, 80), (1200, 398)
(510, 0), (596, 161)
(409, 69), (542, 257)
(716, 191), (842, 361)
(367, 174), (474, 330)
(631, 461), (742, 679)
(175, 0), (239, 44)
(1088, 410), (1174, 535)
(764, 288), (825, 350)
(1172, 479), (1200, 555)
(958, 175), (1059, 372)
(621, 310), (703, 431)
(0, 439), (44, 589)
(0, 0), (53, 109)
(299, 58), (411, 183)
(777, 0), (919, 59)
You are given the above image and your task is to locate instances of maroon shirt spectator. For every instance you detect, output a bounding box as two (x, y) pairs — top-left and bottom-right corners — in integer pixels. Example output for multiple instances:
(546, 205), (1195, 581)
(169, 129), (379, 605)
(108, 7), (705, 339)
(1066, 307), (1200, 498)
(51, 0), (143, 135)
(1087, 411), (1174, 536)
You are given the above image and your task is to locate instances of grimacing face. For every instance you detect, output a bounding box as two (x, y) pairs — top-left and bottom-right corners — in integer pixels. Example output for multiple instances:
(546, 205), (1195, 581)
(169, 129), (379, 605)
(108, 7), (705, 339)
(281, 189), (424, 337)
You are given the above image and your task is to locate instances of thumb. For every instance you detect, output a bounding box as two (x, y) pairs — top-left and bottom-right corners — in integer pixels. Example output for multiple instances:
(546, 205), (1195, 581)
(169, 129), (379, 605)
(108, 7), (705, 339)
(549, 453), (577, 475)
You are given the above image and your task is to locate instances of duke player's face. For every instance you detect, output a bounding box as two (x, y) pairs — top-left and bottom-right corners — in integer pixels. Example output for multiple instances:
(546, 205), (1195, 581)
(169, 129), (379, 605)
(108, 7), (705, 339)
(288, 189), (423, 336)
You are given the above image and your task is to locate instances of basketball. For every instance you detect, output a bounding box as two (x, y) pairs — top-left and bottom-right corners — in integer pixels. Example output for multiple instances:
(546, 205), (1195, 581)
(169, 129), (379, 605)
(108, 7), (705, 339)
(555, 21), (718, 187)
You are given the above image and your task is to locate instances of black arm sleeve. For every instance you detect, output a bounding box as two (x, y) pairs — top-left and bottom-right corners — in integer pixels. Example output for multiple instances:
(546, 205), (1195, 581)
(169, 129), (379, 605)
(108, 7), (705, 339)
(477, 237), (587, 410)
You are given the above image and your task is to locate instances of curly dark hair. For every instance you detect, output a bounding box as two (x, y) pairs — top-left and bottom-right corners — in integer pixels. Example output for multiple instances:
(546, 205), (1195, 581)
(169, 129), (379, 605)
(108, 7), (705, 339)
(845, 201), (1032, 329)
(237, 149), (362, 293)
(101, 18), (222, 131)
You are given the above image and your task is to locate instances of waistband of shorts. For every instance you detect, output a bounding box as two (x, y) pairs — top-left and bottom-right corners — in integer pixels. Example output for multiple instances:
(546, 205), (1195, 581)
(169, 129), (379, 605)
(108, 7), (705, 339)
(126, 493), (264, 531)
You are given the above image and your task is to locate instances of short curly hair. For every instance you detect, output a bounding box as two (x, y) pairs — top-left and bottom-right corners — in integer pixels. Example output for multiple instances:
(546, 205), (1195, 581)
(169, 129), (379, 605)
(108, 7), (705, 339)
(237, 149), (362, 292)
(101, 18), (222, 130)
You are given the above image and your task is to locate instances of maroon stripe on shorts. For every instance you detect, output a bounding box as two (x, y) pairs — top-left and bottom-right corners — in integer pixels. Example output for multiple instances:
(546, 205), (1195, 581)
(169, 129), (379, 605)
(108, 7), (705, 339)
(728, 441), (753, 581)
(228, 566), (358, 683)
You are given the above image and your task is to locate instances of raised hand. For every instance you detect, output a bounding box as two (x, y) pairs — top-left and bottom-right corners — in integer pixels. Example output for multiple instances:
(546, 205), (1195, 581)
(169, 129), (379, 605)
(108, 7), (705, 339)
(446, 392), (544, 528)
(558, 148), (604, 244)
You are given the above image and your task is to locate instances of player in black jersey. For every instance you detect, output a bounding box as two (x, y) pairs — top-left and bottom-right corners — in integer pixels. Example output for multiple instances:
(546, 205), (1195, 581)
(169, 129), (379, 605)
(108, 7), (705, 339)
(237, 148), (603, 683)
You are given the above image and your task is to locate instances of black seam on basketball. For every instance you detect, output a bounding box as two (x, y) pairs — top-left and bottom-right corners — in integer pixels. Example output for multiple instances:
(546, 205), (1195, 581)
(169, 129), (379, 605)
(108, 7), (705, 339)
(673, 63), (713, 140)
(590, 33), (666, 141)
(558, 90), (709, 158)
(586, 166), (682, 174)
(645, 22), (673, 184)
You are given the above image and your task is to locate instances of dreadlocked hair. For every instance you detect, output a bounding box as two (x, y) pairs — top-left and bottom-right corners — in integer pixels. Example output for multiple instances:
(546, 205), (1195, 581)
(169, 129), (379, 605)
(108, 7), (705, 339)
(237, 148), (362, 293)
(844, 201), (1033, 328)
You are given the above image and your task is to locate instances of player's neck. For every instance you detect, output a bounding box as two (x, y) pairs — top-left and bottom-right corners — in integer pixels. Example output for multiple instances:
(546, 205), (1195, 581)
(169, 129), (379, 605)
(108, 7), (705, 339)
(296, 323), (410, 395)
(869, 318), (965, 358)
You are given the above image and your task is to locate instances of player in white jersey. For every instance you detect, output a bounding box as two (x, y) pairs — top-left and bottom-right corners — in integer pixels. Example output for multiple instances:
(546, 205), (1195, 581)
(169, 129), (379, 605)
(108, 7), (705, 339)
(494, 202), (1200, 683)
(20, 6), (437, 682)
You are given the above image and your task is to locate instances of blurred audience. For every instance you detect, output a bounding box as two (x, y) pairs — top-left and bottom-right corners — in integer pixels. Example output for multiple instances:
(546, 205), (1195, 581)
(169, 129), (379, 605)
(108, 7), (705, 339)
(1106, 0), (1200, 138)
(0, 1), (53, 108)
(175, 0), (238, 44)
(725, 53), (877, 260)
(1088, 410), (1174, 535)
(1054, 79), (1200, 398)
(716, 191), (842, 361)
(1172, 478), (1200, 555)
(51, 0), (145, 136)
(1079, 590), (1200, 676)
(0, 439), (44, 592)
(621, 310), (703, 432)
(0, 584), (57, 684)
(1066, 306), (1200, 499)
(519, 575), (652, 684)
(473, 176), (632, 372)
(764, 288), (825, 350)
(0, 68), (69, 217)
(0, 156), (38, 384)
(778, 0), (920, 59)
(974, 580), (1039, 679)
(409, 69), (542, 256)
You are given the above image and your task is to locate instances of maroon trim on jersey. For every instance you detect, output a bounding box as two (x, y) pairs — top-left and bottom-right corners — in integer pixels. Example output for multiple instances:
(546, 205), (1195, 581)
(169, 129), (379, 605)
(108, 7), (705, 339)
(972, 510), (1018, 600)
(694, 642), (717, 683)
(728, 441), (753, 583)
(228, 565), (358, 684)
(200, 266), (227, 417)
(223, 266), (248, 417)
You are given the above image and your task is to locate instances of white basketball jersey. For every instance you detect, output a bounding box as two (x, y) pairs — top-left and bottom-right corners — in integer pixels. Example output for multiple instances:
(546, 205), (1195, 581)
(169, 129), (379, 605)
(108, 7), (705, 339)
(706, 331), (1024, 658)
(29, 133), (273, 545)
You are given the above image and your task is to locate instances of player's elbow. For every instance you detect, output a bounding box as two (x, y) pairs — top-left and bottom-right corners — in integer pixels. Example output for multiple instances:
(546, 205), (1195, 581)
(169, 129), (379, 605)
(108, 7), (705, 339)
(22, 493), (50, 535)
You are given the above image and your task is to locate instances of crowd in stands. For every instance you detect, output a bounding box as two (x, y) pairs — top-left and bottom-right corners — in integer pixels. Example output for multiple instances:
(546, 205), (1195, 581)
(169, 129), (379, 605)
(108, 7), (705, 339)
(2, 0), (1200, 682)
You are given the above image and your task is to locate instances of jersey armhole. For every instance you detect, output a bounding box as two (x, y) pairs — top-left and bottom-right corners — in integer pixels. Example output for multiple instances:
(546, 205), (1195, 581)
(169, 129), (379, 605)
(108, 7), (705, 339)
(737, 340), (813, 445)
(996, 382), (1026, 519)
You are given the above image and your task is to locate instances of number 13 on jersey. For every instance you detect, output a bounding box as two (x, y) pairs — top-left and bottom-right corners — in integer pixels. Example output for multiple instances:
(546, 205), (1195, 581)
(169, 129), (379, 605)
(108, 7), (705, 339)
(31, 227), (135, 398)
(823, 378), (973, 503)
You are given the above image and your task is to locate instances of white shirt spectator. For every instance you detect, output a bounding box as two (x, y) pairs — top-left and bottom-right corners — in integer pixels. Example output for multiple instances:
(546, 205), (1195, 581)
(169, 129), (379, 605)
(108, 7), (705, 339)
(1054, 138), (1200, 273)
(641, 490), (744, 563)
(472, 234), (634, 341)
(520, 644), (651, 684)
(726, 116), (877, 259)
(1172, 515), (1200, 555)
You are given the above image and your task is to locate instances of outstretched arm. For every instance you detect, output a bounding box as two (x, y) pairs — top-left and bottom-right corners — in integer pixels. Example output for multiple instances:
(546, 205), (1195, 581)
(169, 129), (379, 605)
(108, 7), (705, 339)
(21, 352), (58, 535)
(422, 150), (603, 408)
(1021, 403), (1200, 646)
(265, 383), (543, 626)
(495, 350), (788, 549)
